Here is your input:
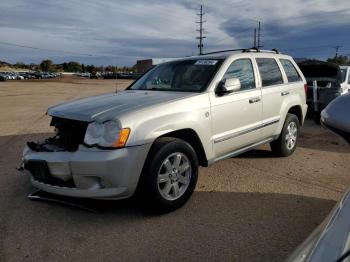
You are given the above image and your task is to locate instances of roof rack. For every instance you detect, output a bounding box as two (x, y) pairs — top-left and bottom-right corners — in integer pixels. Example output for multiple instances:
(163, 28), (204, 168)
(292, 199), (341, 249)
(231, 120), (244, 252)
(201, 48), (248, 55)
(201, 47), (280, 55)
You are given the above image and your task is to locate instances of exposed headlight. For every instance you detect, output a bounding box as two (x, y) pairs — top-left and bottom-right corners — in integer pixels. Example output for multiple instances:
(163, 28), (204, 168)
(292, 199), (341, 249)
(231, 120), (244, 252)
(84, 121), (130, 148)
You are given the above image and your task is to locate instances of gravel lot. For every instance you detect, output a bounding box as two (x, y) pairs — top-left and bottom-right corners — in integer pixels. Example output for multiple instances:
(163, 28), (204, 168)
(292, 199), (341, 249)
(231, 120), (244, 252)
(0, 75), (349, 261)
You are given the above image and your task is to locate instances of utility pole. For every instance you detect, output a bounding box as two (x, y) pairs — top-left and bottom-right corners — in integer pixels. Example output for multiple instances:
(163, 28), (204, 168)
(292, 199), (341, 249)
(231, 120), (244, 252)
(334, 45), (342, 59)
(196, 5), (206, 55)
(253, 28), (257, 47)
(257, 21), (261, 49)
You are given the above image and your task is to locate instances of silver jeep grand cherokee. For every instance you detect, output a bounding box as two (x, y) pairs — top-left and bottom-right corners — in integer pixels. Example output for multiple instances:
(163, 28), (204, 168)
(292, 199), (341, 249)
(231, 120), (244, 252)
(21, 49), (308, 212)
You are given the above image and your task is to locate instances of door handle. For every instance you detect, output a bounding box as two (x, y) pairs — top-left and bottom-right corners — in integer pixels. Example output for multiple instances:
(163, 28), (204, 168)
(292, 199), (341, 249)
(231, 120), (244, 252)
(249, 97), (261, 104)
(281, 91), (290, 96)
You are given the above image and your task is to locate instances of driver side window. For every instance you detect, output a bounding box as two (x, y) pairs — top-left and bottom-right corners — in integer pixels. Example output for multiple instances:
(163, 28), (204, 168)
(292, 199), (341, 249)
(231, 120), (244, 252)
(223, 59), (256, 91)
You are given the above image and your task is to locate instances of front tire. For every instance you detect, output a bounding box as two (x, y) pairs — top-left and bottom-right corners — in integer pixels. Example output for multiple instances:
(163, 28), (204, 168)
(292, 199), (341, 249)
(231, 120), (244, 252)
(137, 137), (198, 213)
(270, 114), (300, 157)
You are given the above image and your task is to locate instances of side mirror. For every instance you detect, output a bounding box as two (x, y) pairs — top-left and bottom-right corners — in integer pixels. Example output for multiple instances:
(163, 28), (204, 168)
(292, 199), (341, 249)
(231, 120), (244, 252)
(216, 78), (241, 95)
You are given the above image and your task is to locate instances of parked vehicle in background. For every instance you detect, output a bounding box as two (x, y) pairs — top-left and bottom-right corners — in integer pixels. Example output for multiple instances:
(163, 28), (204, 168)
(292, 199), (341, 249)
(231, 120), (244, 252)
(288, 93), (350, 262)
(16, 74), (24, 80)
(90, 72), (101, 79)
(0, 74), (7, 81)
(0, 71), (60, 80)
(298, 60), (347, 123)
(77, 72), (91, 78)
(20, 49), (307, 212)
(102, 72), (118, 79)
(0, 72), (22, 80)
(102, 72), (143, 80)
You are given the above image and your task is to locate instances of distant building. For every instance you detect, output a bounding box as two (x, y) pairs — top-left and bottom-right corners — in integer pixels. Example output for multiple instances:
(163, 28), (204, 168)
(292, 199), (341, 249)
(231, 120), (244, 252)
(136, 58), (178, 73)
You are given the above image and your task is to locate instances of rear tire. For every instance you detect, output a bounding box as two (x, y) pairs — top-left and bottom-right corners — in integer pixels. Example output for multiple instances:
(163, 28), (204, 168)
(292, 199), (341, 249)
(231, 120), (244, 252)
(270, 114), (300, 157)
(137, 137), (198, 213)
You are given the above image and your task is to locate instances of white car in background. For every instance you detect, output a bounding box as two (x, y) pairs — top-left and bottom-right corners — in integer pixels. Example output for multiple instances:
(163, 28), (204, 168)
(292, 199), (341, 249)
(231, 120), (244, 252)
(340, 66), (350, 94)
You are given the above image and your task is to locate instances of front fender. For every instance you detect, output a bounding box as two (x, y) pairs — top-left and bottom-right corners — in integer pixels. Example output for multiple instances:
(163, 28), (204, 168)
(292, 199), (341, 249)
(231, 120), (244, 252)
(121, 93), (214, 160)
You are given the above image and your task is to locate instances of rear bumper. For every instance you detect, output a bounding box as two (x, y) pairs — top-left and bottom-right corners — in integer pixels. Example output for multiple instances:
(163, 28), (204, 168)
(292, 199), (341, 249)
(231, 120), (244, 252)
(21, 144), (151, 199)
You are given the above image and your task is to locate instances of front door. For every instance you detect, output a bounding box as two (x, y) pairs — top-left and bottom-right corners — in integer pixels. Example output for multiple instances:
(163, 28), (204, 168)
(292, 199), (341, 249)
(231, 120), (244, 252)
(210, 58), (263, 158)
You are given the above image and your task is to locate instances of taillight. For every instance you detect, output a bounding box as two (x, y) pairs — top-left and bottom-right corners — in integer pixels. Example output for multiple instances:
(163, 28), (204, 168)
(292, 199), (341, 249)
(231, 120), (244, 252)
(304, 84), (308, 96)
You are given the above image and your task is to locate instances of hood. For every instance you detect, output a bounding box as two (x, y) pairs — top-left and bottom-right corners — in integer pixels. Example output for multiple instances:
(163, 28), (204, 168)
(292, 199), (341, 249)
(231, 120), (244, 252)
(298, 60), (342, 82)
(48, 90), (195, 122)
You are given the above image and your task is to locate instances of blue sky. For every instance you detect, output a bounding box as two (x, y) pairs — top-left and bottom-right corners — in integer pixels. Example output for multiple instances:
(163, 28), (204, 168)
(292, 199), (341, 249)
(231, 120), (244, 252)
(0, 0), (349, 66)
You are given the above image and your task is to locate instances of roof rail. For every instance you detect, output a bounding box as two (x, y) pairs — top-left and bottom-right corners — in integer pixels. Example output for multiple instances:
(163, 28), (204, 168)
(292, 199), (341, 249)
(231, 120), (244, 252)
(242, 47), (260, 53)
(201, 48), (248, 55)
(201, 47), (281, 56)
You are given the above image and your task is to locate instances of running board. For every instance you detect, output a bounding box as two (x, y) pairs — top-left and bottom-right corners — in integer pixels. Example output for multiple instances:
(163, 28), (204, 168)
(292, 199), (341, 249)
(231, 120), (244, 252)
(212, 137), (275, 164)
(28, 190), (102, 213)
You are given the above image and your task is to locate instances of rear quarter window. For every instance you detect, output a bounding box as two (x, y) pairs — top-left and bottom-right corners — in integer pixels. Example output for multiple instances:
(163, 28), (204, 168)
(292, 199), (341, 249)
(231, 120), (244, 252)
(256, 58), (283, 87)
(280, 59), (302, 82)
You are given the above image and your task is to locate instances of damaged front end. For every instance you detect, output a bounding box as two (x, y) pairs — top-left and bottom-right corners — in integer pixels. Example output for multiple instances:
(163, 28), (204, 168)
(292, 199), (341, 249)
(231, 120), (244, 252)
(21, 117), (89, 188)
(27, 117), (89, 152)
(19, 114), (146, 199)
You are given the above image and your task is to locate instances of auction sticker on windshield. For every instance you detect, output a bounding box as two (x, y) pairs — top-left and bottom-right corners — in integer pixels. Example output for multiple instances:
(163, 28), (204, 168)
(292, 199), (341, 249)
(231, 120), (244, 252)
(195, 60), (218, 65)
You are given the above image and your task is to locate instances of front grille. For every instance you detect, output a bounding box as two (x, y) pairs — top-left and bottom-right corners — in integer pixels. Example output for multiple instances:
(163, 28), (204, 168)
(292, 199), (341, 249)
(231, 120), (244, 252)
(25, 160), (76, 188)
(50, 117), (89, 151)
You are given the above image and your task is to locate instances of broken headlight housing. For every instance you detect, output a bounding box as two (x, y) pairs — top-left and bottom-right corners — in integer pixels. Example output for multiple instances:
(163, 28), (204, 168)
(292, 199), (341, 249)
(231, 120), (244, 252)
(84, 121), (130, 148)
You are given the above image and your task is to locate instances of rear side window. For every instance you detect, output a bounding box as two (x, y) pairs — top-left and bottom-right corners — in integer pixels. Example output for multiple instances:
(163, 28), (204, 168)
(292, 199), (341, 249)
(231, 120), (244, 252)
(223, 59), (256, 91)
(280, 59), (302, 82)
(256, 58), (283, 87)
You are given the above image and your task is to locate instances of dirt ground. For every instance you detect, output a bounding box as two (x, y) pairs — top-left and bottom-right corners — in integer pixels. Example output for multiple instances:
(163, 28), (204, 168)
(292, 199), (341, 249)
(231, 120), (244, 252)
(0, 75), (349, 262)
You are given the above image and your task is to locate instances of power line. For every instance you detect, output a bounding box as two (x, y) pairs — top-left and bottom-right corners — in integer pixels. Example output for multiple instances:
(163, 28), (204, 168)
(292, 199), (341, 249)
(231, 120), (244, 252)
(253, 28), (257, 47)
(279, 44), (350, 57)
(251, 21), (262, 48)
(0, 40), (151, 59)
(282, 44), (338, 51)
(257, 21), (262, 48)
(196, 5), (206, 55)
(0, 40), (94, 57)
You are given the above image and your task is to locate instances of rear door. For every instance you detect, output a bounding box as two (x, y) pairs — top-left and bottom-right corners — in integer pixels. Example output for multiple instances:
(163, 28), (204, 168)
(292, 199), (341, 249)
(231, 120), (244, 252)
(210, 58), (263, 157)
(255, 57), (288, 138)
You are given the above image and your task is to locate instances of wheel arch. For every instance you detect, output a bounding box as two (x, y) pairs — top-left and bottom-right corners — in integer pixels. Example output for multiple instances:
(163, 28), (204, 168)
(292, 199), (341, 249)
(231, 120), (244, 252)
(156, 128), (208, 167)
(287, 105), (303, 126)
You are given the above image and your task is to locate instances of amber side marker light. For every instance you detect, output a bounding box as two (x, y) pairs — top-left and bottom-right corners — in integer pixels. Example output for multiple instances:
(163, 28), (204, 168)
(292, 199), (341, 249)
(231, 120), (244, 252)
(113, 128), (131, 148)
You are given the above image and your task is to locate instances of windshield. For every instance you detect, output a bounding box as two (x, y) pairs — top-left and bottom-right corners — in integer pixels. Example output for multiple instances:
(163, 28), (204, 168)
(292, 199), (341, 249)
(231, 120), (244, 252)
(341, 69), (347, 82)
(128, 59), (223, 92)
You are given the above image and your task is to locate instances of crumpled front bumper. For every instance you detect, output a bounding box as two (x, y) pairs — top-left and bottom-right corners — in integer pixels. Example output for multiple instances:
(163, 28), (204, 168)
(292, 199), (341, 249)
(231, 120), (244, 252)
(21, 143), (151, 199)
